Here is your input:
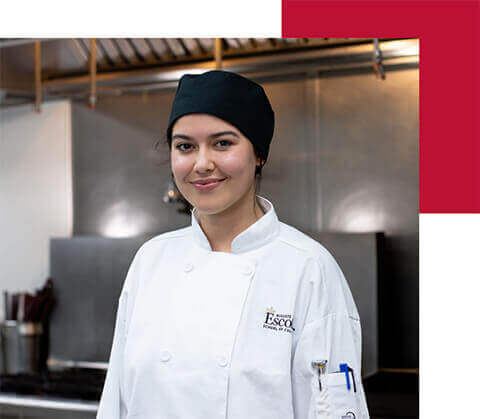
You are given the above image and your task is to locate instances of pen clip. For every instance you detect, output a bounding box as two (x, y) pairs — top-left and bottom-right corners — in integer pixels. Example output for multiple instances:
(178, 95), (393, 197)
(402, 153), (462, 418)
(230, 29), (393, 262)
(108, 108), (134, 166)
(311, 360), (328, 391)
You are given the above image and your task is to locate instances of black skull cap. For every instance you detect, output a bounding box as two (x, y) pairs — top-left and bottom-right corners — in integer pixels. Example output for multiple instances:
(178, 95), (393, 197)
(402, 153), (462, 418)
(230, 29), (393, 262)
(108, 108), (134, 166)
(167, 70), (275, 163)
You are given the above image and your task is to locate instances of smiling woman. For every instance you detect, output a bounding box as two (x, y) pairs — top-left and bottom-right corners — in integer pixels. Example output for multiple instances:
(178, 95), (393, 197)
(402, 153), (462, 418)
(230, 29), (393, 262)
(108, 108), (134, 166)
(169, 113), (264, 235)
(97, 70), (371, 419)
(168, 120), (266, 216)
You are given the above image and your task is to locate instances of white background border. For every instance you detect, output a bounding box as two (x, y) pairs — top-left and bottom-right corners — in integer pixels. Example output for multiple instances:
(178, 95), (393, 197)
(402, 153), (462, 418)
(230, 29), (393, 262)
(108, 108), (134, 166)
(420, 213), (480, 417)
(2, 1), (282, 37)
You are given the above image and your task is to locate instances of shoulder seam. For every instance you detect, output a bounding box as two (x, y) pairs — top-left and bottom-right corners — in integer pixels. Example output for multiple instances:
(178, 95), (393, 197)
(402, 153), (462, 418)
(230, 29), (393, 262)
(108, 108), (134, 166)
(277, 237), (326, 270)
(277, 236), (317, 257)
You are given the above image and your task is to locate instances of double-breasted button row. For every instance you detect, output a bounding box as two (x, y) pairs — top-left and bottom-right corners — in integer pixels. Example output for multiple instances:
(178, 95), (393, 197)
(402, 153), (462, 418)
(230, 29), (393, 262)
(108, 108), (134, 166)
(184, 262), (255, 276)
(159, 350), (229, 367)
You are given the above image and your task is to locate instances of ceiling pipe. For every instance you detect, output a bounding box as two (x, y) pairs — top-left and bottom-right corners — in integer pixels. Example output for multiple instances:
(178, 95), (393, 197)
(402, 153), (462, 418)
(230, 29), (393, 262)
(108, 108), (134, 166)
(373, 38), (386, 80)
(214, 38), (222, 70)
(42, 55), (418, 103)
(37, 39), (418, 102)
(89, 39), (97, 109)
(43, 39), (418, 91)
(34, 41), (42, 112)
(0, 38), (56, 49)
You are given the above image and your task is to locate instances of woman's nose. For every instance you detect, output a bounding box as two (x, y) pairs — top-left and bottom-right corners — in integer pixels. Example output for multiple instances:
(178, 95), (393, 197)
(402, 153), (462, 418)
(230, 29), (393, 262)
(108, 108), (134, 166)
(193, 147), (215, 173)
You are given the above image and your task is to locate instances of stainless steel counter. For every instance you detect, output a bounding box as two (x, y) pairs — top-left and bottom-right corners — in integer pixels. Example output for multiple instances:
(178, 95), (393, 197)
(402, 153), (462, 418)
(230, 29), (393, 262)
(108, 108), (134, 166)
(0, 392), (98, 418)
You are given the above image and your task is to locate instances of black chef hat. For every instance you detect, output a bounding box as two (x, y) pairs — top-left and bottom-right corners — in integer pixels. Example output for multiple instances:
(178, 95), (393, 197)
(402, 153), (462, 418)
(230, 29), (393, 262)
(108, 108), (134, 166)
(167, 70), (275, 164)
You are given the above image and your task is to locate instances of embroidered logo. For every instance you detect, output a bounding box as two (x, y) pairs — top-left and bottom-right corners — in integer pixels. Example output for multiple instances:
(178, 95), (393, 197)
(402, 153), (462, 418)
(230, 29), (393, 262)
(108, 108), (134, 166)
(263, 307), (295, 333)
(341, 412), (356, 419)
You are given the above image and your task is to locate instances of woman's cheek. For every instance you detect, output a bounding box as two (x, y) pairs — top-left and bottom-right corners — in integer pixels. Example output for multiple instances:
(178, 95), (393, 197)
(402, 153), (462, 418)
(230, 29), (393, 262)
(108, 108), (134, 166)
(171, 155), (192, 179)
(220, 151), (252, 176)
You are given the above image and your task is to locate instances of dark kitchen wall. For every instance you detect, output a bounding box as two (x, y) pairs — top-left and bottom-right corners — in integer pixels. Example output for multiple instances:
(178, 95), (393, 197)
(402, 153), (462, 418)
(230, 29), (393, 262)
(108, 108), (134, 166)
(71, 67), (419, 369)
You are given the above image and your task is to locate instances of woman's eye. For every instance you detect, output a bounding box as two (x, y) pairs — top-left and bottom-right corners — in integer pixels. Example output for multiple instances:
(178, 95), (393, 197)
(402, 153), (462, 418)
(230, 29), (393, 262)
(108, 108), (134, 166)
(175, 143), (192, 152)
(216, 139), (232, 148)
(175, 140), (232, 152)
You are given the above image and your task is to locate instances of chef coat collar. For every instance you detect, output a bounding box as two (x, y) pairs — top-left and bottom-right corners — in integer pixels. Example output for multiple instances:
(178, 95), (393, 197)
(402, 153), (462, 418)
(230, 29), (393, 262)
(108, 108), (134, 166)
(191, 195), (280, 254)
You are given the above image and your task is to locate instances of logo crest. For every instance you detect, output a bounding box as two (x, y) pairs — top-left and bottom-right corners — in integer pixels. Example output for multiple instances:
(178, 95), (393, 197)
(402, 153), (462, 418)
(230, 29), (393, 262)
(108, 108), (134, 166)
(263, 307), (295, 333)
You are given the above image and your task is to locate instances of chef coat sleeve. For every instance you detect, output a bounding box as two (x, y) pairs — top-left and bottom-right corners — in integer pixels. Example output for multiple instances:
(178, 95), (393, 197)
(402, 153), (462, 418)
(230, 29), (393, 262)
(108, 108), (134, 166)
(291, 253), (370, 419)
(97, 247), (142, 419)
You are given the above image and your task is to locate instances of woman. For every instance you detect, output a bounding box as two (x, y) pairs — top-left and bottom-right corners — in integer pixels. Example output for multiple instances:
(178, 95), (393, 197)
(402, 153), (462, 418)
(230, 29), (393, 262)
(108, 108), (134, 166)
(97, 70), (370, 418)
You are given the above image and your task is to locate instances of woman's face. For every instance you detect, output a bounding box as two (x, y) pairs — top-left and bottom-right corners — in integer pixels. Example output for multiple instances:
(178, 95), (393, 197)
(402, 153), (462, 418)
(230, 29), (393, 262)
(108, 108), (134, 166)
(170, 113), (261, 215)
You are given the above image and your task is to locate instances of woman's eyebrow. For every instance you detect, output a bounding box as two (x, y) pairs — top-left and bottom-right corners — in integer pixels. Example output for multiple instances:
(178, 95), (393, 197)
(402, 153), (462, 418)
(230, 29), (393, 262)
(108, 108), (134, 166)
(209, 131), (240, 139)
(171, 134), (192, 141)
(172, 131), (240, 141)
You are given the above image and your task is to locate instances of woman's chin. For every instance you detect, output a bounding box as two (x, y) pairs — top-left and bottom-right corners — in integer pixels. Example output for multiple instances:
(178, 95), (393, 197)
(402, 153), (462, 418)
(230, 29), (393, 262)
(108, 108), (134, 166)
(190, 195), (231, 216)
(194, 203), (224, 216)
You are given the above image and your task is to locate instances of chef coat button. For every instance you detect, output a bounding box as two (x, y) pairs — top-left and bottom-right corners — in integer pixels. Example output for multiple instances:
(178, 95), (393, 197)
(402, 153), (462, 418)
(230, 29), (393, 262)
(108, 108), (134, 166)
(217, 355), (228, 367)
(184, 262), (194, 272)
(243, 265), (254, 276)
(159, 351), (171, 362)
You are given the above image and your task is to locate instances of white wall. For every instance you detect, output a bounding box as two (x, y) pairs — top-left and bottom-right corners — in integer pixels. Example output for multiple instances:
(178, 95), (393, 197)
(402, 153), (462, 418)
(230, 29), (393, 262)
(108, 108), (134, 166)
(0, 100), (72, 321)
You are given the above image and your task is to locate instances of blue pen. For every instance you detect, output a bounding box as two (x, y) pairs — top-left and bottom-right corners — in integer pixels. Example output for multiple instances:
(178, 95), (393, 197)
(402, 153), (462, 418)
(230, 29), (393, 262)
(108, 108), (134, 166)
(339, 363), (351, 390)
(339, 363), (357, 392)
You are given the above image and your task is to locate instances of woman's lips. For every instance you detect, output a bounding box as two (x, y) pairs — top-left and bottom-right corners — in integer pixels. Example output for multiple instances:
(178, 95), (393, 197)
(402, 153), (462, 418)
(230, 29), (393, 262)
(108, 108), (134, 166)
(192, 178), (226, 191)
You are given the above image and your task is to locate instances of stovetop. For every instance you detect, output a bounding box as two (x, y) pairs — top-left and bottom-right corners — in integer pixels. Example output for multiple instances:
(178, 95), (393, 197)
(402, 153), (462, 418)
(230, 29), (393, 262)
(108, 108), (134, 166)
(0, 368), (106, 401)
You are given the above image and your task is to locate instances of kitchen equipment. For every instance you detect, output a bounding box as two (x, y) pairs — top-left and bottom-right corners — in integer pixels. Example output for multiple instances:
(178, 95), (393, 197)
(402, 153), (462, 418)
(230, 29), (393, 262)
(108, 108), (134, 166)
(1, 321), (20, 374)
(0, 367), (107, 401)
(0, 321), (44, 374)
(1, 278), (56, 376)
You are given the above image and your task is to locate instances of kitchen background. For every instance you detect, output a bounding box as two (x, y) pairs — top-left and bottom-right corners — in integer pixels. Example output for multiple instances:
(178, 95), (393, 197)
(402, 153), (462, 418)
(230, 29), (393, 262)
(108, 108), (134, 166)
(0, 38), (418, 418)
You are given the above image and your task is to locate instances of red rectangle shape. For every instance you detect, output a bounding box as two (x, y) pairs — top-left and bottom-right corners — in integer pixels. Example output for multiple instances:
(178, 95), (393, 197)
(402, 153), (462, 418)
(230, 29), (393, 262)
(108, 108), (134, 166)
(283, 1), (480, 213)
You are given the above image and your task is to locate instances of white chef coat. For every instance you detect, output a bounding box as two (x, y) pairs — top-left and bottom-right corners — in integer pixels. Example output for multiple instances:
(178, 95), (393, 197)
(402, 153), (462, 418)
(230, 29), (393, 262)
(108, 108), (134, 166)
(97, 195), (370, 419)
